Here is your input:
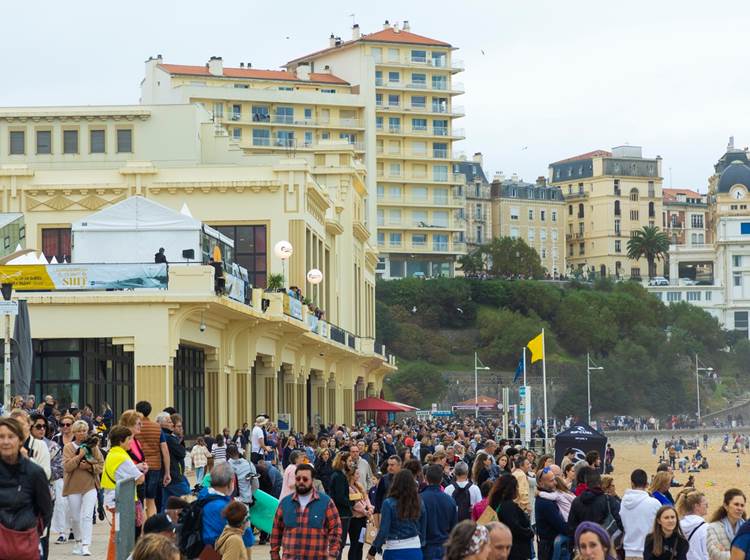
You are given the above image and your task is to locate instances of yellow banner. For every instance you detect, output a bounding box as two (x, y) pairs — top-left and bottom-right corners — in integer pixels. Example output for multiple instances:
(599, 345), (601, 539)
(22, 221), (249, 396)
(527, 332), (544, 364)
(0, 265), (55, 290)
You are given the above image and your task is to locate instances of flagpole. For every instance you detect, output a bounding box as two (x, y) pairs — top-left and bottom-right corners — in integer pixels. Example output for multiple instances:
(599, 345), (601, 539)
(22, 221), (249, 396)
(522, 347), (527, 387)
(474, 351), (478, 419)
(542, 328), (549, 453)
(523, 346), (529, 447)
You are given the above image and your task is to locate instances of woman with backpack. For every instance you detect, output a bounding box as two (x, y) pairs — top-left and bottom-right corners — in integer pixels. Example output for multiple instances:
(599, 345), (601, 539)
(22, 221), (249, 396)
(488, 474), (534, 560)
(678, 490), (708, 560)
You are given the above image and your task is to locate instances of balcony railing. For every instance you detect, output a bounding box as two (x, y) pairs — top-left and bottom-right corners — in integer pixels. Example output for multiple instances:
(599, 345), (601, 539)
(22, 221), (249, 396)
(246, 113), (364, 128)
(376, 80), (465, 93)
(377, 56), (464, 70)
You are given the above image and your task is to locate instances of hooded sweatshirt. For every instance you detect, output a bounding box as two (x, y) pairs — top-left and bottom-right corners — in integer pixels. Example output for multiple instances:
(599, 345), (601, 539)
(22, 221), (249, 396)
(620, 488), (662, 556)
(681, 514), (708, 560)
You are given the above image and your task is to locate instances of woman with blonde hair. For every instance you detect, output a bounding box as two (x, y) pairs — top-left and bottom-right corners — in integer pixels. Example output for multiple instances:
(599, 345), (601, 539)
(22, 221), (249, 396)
(51, 413), (76, 543)
(677, 490), (708, 560)
(132, 533), (180, 560)
(347, 457), (373, 560)
(472, 451), (491, 487)
(706, 488), (746, 560)
(62, 419), (103, 556)
(650, 472), (674, 505)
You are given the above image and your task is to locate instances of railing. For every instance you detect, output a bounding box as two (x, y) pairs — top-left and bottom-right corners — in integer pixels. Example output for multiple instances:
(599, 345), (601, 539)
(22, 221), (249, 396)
(376, 81), (465, 93)
(247, 114), (364, 128)
(377, 56), (464, 71)
(330, 324), (346, 345)
(378, 104), (465, 116)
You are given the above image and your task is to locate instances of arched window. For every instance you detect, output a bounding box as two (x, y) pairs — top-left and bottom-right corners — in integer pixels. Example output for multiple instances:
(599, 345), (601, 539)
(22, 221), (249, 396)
(614, 200), (621, 216)
(578, 203), (584, 218)
(630, 188), (639, 202)
(648, 201), (655, 217)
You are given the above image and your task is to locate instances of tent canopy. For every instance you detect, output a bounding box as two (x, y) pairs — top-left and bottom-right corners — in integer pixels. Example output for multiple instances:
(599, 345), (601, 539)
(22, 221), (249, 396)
(554, 424), (608, 471)
(390, 401), (418, 411)
(72, 196), (202, 232)
(355, 397), (413, 412)
(453, 395), (498, 409)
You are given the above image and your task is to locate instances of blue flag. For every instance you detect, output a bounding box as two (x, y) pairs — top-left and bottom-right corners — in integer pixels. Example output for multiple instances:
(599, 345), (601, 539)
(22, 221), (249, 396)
(513, 357), (524, 383)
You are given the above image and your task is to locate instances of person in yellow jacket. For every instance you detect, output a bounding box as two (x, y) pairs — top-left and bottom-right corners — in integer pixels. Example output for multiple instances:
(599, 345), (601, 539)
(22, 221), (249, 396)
(216, 500), (252, 560)
(101, 425), (146, 560)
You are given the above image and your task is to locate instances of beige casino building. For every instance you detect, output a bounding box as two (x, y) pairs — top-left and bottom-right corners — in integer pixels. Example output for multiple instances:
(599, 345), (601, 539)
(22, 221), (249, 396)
(549, 146), (664, 280)
(0, 103), (393, 434)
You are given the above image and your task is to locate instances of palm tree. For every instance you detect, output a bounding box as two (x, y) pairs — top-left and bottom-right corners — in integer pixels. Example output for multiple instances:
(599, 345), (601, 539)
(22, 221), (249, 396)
(626, 225), (670, 279)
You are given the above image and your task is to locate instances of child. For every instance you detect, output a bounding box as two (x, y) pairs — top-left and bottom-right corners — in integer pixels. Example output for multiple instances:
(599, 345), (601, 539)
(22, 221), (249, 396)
(737, 455), (741, 468)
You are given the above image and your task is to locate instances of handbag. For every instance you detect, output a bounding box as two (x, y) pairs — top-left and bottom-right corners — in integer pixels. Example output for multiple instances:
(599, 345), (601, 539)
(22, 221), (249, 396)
(477, 504), (499, 524)
(601, 496), (620, 538)
(364, 518), (379, 544)
(0, 522), (41, 560)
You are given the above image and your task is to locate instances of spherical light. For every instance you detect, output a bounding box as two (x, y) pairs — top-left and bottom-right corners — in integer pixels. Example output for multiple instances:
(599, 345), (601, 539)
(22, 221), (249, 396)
(307, 268), (323, 285)
(274, 240), (293, 260)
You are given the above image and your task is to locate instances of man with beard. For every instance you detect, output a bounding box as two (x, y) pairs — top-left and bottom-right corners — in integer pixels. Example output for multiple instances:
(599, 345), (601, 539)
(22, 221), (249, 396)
(271, 463), (343, 560)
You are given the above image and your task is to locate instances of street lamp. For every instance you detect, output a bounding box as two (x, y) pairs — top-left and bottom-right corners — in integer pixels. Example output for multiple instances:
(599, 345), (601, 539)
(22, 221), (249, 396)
(695, 354), (714, 426)
(587, 352), (604, 425)
(474, 352), (490, 418)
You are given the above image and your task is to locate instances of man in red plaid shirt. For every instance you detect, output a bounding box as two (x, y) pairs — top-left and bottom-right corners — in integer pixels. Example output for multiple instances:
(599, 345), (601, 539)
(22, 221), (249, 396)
(270, 463), (343, 560)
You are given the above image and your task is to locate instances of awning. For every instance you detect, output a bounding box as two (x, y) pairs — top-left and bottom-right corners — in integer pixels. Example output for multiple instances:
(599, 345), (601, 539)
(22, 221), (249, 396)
(355, 397), (414, 412)
(452, 395), (499, 410)
(390, 401), (418, 411)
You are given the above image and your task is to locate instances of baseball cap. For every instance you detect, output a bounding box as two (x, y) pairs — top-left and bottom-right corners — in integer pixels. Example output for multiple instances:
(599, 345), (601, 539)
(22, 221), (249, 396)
(143, 513), (175, 535)
(404, 437), (415, 447)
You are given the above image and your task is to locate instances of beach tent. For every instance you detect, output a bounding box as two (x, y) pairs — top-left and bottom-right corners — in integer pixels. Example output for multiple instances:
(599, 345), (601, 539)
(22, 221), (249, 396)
(355, 397), (412, 412)
(71, 196), (233, 264)
(554, 424), (608, 472)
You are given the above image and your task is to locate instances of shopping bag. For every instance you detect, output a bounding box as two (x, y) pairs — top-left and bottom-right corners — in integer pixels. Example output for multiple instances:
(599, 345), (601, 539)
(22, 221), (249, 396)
(249, 489), (279, 534)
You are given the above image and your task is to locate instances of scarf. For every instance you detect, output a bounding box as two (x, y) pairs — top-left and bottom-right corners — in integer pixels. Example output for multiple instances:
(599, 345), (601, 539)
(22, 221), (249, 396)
(722, 517), (743, 543)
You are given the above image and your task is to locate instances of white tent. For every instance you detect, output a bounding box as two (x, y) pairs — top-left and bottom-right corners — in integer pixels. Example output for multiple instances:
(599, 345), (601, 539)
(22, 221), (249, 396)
(71, 196), (232, 264)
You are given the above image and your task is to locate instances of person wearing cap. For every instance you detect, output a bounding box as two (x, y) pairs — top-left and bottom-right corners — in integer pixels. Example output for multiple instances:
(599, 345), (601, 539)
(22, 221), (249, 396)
(142, 513), (176, 539)
(251, 415), (270, 465)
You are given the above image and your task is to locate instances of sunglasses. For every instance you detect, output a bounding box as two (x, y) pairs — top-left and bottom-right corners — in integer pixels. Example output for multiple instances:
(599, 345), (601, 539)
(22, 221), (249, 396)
(295, 476), (312, 482)
(542, 467), (553, 474)
(33, 424), (46, 430)
(61, 423), (72, 427)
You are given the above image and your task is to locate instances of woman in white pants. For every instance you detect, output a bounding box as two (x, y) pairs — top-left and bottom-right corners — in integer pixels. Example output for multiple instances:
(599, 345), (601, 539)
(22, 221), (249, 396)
(52, 414), (75, 543)
(62, 420), (103, 556)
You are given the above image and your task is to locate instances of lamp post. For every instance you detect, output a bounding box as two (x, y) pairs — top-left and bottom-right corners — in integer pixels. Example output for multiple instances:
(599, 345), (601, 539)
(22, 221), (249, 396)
(587, 352), (604, 425)
(274, 240), (293, 286)
(474, 352), (490, 418)
(695, 354), (714, 426)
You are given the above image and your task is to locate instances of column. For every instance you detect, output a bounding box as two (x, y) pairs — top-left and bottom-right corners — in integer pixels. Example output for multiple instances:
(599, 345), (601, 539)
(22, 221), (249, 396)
(254, 357), (277, 420)
(135, 365), (173, 413)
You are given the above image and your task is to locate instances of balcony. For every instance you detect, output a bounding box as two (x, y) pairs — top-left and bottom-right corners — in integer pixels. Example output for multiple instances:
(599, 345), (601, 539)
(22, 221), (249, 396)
(245, 113), (364, 129)
(377, 104), (465, 116)
(565, 191), (588, 200)
(376, 80), (465, 94)
(376, 56), (464, 72)
(376, 194), (466, 208)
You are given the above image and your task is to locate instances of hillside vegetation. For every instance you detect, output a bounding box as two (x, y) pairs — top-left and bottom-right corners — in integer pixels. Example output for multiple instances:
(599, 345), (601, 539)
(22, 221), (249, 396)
(377, 278), (750, 416)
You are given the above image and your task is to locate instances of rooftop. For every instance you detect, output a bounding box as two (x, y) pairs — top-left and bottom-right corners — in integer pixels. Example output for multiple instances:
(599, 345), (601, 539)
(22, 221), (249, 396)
(551, 150), (612, 165)
(287, 25), (451, 65)
(663, 188), (704, 201)
(158, 63), (349, 85)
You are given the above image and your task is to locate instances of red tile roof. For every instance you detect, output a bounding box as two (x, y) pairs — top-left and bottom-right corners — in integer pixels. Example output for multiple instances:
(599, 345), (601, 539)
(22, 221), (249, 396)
(552, 150), (612, 165)
(286, 27), (451, 65)
(158, 64), (349, 85)
(663, 188), (704, 201)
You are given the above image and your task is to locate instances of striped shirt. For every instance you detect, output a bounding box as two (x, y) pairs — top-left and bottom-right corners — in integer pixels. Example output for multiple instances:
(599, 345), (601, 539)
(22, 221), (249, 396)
(212, 444), (227, 464)
(139, 418), (162, 471)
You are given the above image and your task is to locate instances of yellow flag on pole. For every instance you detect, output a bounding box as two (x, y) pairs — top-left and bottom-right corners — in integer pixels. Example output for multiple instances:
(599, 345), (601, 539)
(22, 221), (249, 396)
(527, 333), (544, 364)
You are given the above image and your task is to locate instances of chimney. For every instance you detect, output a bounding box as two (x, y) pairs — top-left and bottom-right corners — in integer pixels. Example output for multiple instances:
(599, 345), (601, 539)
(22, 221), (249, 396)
(208, 56), (223, 77)
(493, 171), (505, 182)
(247, 62), (252, 68)
(403, 20), (411, 31)
(383, 19), (390, 30)
(511, 172), (519, 182)
(536, 176), (547, 186)
(297, 63), (311, 81)
(393, 22), (400, 33)
(352, 23), (360, 40)
(239, 62), (245, 68)
(334, 36), (342, 46)
(472, 152), (483, 166)
(320, 65), (331, 74)
(329, 33), (336, 47)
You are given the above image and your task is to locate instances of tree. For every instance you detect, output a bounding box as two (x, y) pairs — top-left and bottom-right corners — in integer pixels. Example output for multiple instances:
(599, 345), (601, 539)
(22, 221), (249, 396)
(458, 249), (485, 276)
(386, 362), (448, 409)
(626, 226), (669, 278)
(483, 237), (544, 279)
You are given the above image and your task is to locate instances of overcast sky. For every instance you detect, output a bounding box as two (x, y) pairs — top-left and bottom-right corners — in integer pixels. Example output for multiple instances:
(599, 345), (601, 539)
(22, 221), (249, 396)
(3, 0), (749, 191)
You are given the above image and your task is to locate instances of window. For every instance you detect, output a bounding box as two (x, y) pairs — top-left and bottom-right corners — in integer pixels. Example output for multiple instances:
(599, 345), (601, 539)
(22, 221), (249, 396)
(412, 118), (427, 131)
(231, 104), (241, 120)
(411, 186), (428, 201)
(372, 47), (383, 62)
(552, 230), (558, 241)
(568, 205), (573, 216)
(433, 119), (448, 135)
(630, 209), (639, 220)
(411, 95), (426, 109)
(212, 102), (224, 118)
(89, 129), (105, 154)
(275, 130), (294, 147)
(614, 179), (621, 195)
(42, 227), (71, 263)
(377, 209), (385, 226)
(578, 203), (584, 218)
(411, 210), (427, 226)
(388, 117), (401, 133)
(734, 274), (742, 287)
(388, 71), (400, 83)
(541, 248), (547, 259)
(412, 233), (427, 246)
(303, 131), (312, 146)
(389, 232), (402, 247)
(388, 209), (401, 224)
(411, 73), (426, 87)
(692, 214), (704, 228)
(432, 97), (448, 113)
(411, 50), (427, 63)
(303, 108), (313, 121)
(320, 88), (336, 94)
(433, 234), (448, 251)
(614, 200), (621, 216)
(475, 204), (482, 219)
(252, 129), (270, 146)
(734, 256), (743, 268)
(275, 106), (293, 124)
(579, 242), (585, 255)
(433, 210), (448, 227)
(540, 229), (547, 241)
(528, 209), (534, 220)
(667, 291), (681, 302)
(63, 130), (79, 154)
(528, 228), (535, 241)
(735, 311), (749, 336)
(510, 227), (519, 238)
(377, 232), (385, 245)
(213, 224), (267, 288)
(630, 188), (639, 202)
(388, 163), (401, 177)
(389, 185), (403, 199)
(252, 105), (269, 121)
(36, 130), (52, 154)
(578, 222), (584, 235)
(433, 188), (448, 204)
(278, 86), (293, 91)
(615, 240), (621, 253)
(433, 142), (448, 158)
(116, 129), (132, 153)
(510, 207), (519, 220)
(541, 210), (546, 222)
(375, 70), (383, 86)
(432, 52), (447, 67)
(687, 291), (701, 302)
(232, 128), (242, 140)
(614, 219), (621, 235)
(648, 202), (655, 218)
(648, 181), (655, 197)
(433, 165), (448, 182)
(432, 75), (448, 90)
(9, 131), (24, 155)
(706, 291), (712, 301)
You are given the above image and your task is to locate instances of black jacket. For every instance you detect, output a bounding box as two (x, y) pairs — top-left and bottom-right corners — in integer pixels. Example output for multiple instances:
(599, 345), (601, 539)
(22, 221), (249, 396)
(644, 533), (689, 560)
(0, 456), (53, 531)
(314, 456), (334, 493)
(567, 488), (622, 537)
(330, 470), (352, 517)
(495, 499), (534, 560)
(162, 429), (186, 482)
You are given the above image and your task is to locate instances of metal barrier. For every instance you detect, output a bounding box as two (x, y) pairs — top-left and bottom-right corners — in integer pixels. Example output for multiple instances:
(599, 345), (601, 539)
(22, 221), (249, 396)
(115, 478), (136, 560)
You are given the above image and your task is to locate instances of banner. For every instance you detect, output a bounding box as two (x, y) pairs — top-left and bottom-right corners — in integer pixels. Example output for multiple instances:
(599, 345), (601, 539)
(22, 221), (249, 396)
(0, 263), (168, 291)
(283, 294), (303, 320)
(520, 385), (531, 444)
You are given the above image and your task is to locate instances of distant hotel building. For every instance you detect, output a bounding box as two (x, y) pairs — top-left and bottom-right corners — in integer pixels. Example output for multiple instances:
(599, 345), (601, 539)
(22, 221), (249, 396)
(455, 152), (491, 250)
(662, 188), (709, 247)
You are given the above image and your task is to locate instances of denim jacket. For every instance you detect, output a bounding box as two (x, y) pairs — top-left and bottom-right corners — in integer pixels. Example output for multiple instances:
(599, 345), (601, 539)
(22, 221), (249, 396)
(369, 497), (427, 554)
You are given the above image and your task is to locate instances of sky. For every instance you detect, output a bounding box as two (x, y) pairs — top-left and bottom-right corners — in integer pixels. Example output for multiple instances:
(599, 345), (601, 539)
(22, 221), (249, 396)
(3, 0), (750, 191)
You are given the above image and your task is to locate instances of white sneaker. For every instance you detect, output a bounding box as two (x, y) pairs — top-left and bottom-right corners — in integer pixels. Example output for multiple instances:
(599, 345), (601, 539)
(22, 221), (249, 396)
(72, 542), (83, 555)
(81, 545), (91, 556)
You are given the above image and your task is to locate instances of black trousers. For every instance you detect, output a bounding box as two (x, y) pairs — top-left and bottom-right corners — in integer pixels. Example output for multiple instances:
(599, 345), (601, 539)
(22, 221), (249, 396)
(338, 517), (351, 560)
(348, 517), (367, 560)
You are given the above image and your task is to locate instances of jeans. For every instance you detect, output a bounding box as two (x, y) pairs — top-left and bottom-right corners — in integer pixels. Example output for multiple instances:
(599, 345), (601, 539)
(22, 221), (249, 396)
(338, 517), (351, 560)
(68, 488), (97, 546)
(51, 478), (69, 534)
(422, 544), (445, 560)
(349, 517), (367, 560)
(553, 535), (570, 560)
(195, 466), (205, 485)
(161, 477), (190, 511)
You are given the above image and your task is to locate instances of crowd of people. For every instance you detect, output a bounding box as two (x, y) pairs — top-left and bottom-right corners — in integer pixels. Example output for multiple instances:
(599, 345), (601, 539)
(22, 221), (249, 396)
(3, 395), (750, 560)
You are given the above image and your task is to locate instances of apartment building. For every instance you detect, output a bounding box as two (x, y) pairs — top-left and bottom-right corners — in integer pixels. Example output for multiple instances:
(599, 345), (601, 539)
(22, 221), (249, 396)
(284, 20), (466, 279)
(662, 188), (708, 246)
(455, 152), (491, 250)
(140, 55), (377, 250)
(490, 173), (565, 276)
(0, 103), (392, 430)
(549, 146), (663, 279)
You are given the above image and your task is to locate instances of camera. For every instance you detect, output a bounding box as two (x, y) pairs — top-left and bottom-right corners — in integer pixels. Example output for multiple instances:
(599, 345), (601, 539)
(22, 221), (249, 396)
(199, 323), (206, 332)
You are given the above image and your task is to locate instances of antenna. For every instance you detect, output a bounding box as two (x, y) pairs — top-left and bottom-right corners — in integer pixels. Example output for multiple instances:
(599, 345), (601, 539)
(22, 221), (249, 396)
(349, 13), (355, 26)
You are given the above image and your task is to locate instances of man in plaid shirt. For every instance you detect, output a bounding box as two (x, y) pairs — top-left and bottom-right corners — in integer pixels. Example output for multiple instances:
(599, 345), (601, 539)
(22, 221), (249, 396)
(270, 463), (343, 560)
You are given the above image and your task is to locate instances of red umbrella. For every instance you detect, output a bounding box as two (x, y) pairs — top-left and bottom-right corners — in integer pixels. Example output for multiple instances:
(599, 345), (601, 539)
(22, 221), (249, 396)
(355, 397), (413, 412)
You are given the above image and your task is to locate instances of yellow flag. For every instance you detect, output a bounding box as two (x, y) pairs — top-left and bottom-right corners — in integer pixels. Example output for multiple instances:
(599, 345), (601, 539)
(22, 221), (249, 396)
(527, 333), (544, 363)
